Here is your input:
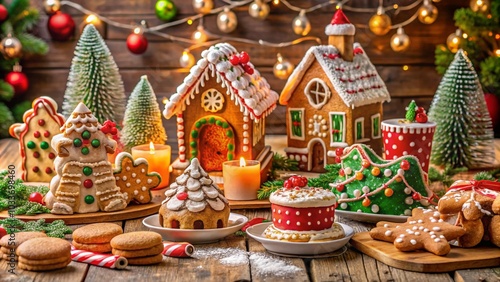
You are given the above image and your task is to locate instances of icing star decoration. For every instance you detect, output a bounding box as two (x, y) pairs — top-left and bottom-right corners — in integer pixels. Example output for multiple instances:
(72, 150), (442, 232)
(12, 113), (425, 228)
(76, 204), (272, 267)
(369, 208), (465, 256)
(113, 152), (161, 204)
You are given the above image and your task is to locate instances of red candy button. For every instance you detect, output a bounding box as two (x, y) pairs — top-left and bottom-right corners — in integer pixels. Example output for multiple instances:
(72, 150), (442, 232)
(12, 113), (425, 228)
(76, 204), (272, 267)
(45, 167), (53, 174)
(49, 152), (56, 159)
(33, 152), (40, 158)
(33, 131), (41, 138)
(176, 192), (188, 200)
(83, 179), (93, 188)
(38, 119), (45, 126)
(44, 131), (50, 137)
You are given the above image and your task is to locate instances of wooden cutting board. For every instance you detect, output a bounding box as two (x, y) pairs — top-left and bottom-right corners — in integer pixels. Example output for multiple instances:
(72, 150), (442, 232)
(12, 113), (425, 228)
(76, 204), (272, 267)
(350, 232), (500, 273)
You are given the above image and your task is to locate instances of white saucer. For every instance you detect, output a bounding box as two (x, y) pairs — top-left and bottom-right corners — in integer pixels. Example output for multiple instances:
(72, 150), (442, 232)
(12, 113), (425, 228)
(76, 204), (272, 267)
(143, 213), (248, 244)
(335, 210), (408, 223)
(246, 222), (354, 255)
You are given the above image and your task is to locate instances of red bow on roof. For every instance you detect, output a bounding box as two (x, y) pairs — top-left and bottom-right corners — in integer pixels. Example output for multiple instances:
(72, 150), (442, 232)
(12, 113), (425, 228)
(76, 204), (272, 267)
(448, 180), (500, 199)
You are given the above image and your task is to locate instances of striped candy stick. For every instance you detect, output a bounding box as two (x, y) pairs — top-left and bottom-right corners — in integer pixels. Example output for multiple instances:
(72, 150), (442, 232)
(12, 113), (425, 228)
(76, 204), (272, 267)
(70, 246), (128, 269)
(162, 242), (195, 257)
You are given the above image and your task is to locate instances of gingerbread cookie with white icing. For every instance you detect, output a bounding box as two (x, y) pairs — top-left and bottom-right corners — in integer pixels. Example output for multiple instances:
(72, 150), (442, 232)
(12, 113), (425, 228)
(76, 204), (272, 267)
(159, 158), (230, 229)
(9, 96), (65, 182)
(113, 152), (160, 204)
(369, 208), (465, 256)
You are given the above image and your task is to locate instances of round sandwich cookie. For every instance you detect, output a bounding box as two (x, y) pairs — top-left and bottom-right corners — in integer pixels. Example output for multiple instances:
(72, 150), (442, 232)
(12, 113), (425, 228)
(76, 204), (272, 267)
(73, 223), (123, 244)
(112, 243), (164, 258)
(16, 237), (72, 271)
(0, 232), (48, 260)
(110, 231), (162, 250)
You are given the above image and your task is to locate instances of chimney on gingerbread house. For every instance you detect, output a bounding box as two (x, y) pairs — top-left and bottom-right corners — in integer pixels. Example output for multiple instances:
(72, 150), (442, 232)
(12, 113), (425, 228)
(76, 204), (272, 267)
(325, 9), (355, 62)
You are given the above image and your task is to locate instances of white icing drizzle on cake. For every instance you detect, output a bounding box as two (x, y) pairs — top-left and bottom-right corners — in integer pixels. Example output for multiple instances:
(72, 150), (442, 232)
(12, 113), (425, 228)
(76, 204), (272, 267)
(263, 223), (344, 242)
(162, 158), (228, 212)
(270, 187), (337, 208)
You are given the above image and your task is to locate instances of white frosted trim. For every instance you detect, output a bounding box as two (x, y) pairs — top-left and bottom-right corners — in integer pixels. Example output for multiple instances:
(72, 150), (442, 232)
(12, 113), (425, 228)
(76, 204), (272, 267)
(325, 24), (355, 36)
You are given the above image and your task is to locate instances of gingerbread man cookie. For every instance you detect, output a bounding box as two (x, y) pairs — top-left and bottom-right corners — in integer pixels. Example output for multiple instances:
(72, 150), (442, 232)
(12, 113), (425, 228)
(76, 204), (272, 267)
(114, 152), (161, 204)
(369, 208), (465, 256)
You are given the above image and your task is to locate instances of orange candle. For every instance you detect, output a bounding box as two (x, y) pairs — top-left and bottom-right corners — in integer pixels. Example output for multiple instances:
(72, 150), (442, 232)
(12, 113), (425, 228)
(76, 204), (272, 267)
(223, 157), (260, 200)
(131, 142), (171, 189)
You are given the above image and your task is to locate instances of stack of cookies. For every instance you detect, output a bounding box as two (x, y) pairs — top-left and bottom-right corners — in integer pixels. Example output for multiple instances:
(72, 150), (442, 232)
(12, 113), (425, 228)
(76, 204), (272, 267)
(16, 237), (72, 271)
(72, 223), (123, 253)
(0, 232), (47, 260)
(110, 231), (163, 265)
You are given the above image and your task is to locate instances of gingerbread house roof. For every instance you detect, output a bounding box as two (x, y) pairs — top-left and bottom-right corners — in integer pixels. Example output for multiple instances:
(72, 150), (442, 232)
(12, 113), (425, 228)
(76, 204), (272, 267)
(280, 43), (391, 109)
(63, 102), (100, 135)
(163, 43), (279, 121)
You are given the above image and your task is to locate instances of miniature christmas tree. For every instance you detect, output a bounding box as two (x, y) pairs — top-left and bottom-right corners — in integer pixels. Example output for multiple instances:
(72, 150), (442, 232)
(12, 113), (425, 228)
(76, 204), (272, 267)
(428, 50), (494, 168)
(62, 24), (125, 124)
(405, 100), (417, 122)
(121, 75), (167, 151)
(330, 144), (437, 216)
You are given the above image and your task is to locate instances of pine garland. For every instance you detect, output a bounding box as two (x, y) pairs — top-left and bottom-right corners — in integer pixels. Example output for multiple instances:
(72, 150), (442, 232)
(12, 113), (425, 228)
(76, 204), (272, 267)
(62, 24), (126, 124)
(0, 218), (72, 238)
(121, 75), (167, 151)
(0, 170), (50, 213)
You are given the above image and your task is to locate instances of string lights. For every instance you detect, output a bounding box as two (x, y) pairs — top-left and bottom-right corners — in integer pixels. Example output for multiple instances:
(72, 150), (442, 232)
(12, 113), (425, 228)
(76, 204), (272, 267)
(42, 0), (441, 79)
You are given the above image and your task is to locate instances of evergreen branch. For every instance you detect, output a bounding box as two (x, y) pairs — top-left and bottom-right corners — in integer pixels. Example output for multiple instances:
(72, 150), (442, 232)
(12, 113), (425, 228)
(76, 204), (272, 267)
(307, 164), (341, 190)
(473, 171), (497, 181)
(268, 153), (298, 180)
(428, 166), (468, 188)
(13, 8), (40, 33)
(257, 180), (284, 200)
(7, 0), (30, 19)
(16, 33), (49, 55)
(0, 80), (14, 102)
(1, 20), (13, 36)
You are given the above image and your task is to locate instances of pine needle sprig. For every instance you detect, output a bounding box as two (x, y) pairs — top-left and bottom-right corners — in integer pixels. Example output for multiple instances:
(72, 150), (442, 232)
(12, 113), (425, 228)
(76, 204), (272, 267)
(257, 180), (284, 200)
(268, 153), (299, 180)
(428, 166), (468, 188)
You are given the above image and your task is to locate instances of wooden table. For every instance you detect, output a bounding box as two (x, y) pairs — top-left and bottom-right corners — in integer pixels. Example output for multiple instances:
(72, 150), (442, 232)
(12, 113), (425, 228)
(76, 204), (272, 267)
(1, 138), (499, 282)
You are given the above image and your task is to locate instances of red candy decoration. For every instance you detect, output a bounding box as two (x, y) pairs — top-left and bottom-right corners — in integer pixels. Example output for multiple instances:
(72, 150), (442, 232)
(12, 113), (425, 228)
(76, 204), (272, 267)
(362, 198), (371, 207)
(45, 167), (53, 174)
(412, 192), (422, 200)
(288, 175), (308, 188)
(38, 119), (45, 126)
(416, 113), (428, 123)
(29, 192), (44, 205)
(336, 184), (344, 192)
(335, 147), (344, 156)
(416, 107), (425, 114)
(339, 169), (345, 177)
(400, 160), (410, 170)
(335, 156), (341, 163)
(44, 131), (50, 137)
(229, 55), (240, 65)
(33, 152), (40, 158)
(49, 153), (56, 159)
(32, 166), (39, 172)
(361, 159), (370, 168)
(283, 180), (293, 189)
(243, 64), (254, 75)
(83, 179), (93, 188)
(0, 227), (6, 239)
(177, 192), (188, 200)
(34, 131), (41, 138)
(239, 52), (250, 64)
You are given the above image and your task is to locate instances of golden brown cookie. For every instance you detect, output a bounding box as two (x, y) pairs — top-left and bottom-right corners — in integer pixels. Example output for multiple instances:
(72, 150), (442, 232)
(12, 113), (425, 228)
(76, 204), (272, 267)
(489, 215), (500, 247)
(126, 254), (163, 265)
(16, 237), (71, 260)
(0, 232), (47, 249)
(18, 255), (70, 265)
(72, 241), (112, 253)
(112, 243), (163, 258)
(113, 152), (160, 205)
(110, 231), (162, 250)
(18, 258), (72, 271)
(369, 208), (465, 256)
(72, 223), (123, 244)
(455, 212), (484, 247)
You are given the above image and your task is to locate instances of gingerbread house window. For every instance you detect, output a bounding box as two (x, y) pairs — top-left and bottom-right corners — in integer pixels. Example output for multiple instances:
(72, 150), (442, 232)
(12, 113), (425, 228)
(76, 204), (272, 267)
(354, 117), (370, 143)
(201, 89), (224, 113)
(253, 119), (263, 146)
(371, 113), (381, 139)
(329, 112), (347, 147)
(304, 78), (331, 110)
(289, 108), (305, 141)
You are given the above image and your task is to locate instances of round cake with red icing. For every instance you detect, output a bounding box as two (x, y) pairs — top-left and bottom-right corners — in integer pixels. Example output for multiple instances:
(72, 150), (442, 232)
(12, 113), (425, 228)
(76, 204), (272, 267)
(263, 176), (344, 242)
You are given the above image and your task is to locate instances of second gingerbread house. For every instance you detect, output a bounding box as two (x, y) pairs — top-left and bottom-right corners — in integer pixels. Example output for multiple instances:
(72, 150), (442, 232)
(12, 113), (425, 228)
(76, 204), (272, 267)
(279, 9), (391, 172)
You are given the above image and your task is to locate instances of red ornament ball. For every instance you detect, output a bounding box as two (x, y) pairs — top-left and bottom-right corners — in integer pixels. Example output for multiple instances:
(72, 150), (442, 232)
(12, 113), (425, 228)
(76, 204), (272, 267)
(127, 33), (148, 54)
(29, 192), (44, 205)
(415, 113), (428, 123)
(48, 12), (75, 41)
(0, 4), (8, 23)
(5, 71), (29, 95)
(400, 160), (410, 170)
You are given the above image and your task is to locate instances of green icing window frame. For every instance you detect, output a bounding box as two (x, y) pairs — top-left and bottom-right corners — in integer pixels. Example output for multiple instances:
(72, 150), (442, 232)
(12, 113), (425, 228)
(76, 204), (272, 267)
(289, 108), (305, 141)
(371, 113), (381, 139)
(329, 112), (347, 147)
(189, 116), (235, 161)
(354, 117), (370, 143)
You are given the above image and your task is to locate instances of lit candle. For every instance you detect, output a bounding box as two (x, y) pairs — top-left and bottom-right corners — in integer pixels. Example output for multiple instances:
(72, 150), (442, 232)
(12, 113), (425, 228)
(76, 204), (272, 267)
(222, 157), (261, 200)
(131, 142), (171, 189)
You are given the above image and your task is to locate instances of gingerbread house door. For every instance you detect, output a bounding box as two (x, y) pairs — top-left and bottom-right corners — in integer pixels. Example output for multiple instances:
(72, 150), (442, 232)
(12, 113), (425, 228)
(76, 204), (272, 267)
(190, 116), (236, 172)
(311, 141), (326, 173)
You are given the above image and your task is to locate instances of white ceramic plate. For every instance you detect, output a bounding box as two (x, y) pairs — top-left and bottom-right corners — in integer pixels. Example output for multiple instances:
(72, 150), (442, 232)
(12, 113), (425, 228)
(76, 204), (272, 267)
(246, 222), (354, 255)
(142, 213), (248, 244)
(336, 210), (408, 223)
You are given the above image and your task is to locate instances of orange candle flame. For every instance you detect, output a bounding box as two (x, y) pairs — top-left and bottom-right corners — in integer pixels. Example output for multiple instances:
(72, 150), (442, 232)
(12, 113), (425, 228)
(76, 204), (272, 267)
(239, 157), (246, 167)
(149, 142), (155, 155)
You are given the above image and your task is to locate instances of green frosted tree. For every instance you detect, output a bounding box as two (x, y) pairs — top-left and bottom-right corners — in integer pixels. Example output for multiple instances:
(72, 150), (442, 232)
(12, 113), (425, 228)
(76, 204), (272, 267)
(62, 24), (125, 124)
(405, 100), (417, 122)
(428, 50), (494, 168)
(121, 75), (166, 151)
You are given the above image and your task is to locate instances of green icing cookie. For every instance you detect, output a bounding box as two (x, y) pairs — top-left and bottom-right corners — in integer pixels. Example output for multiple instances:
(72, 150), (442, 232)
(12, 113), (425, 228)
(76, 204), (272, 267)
(330, 144), (437, 216)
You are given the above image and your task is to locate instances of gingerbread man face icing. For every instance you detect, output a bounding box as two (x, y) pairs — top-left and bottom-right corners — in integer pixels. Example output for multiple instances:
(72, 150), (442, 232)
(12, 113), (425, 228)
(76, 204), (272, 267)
(369, 208), (465, 256)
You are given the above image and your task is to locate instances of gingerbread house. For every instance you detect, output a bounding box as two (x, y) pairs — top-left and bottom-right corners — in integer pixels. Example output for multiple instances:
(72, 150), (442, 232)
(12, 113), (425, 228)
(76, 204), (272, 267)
(279, 9), (390, 172)
(164, 43), (278, 179)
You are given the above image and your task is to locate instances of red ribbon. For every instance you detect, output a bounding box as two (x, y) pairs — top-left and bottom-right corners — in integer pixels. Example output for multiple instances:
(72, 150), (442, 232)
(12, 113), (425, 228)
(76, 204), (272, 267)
(448, 180), (500, 199)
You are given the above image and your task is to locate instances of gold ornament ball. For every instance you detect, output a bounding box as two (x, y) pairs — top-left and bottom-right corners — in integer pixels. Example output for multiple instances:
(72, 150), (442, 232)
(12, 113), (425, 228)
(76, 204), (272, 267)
(249, 1), (270, 20)
(418, 3), (438, 24)
(292, 11), (311, 36)
(180, 50), (195, 68)
(470, 0), (489, 13)
(43, 0), (61, 15)
(446, 32), (461, 53)
(192, 26), (208, 43)
(1, 36), (22, 59)
(217, 9), (238, 33)
(193, 0), (213, 14)
(369, 13), (391, 36)
(273, 57), (294, 80)
(390, 28), (410, 52)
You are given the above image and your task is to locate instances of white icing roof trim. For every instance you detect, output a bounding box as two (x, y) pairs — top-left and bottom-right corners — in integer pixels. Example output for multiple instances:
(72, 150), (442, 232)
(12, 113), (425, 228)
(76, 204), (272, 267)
(63, 102), (100, 134)
(164, 43), (279, 121)
(280, 43), (391, 109)
(325, 24), (355, 36)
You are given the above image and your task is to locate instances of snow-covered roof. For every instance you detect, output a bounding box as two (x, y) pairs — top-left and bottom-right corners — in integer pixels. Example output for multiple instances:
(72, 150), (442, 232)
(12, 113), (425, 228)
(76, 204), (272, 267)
(164, 43), (279, 121)
(63, 102), (100, 134)
(280, 43), (391, 109)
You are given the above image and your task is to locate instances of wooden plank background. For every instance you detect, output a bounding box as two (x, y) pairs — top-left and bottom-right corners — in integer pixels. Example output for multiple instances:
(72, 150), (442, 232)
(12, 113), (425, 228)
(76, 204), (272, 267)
(19, 0), (468, 157)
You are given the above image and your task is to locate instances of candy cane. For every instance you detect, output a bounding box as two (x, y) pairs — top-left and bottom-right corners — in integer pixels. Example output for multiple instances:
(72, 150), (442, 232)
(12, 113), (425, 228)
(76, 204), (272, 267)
(162, 242), (195, 257)
(71, 247), (128, 269)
